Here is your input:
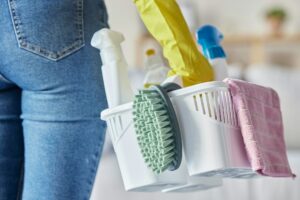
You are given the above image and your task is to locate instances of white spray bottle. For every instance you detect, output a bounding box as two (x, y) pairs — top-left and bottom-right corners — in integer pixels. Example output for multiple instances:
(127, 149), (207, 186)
(91, 28), (134, 108)
(143, 49), (170, 88)
(196, 25), (228, 81)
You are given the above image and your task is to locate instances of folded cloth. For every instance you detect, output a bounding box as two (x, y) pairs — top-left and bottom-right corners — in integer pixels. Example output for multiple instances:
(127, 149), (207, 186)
(224, 78), (295, 177)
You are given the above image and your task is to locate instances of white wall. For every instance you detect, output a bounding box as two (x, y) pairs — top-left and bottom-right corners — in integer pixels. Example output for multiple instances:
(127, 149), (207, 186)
(193, 0), (300, 34)
(104, 0), (300, 67)
(104, 0), (140, 67)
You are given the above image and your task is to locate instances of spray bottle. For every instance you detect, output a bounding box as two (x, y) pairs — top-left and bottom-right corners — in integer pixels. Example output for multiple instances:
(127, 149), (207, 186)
(91, 28), (134, 108)
(196, 25), (228, 81)
(143, 49), (169, 88)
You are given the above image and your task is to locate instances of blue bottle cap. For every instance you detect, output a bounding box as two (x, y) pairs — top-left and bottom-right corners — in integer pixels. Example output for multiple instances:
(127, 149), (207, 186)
(196, 24), (226, 59)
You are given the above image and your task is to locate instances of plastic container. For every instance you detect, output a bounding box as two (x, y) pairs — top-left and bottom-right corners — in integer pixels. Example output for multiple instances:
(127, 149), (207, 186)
(143, 49), (170, 88)
(163, 176), (222, 193)
(162, 155), (223, 193)
(101, 81), (256, 191)
(208, 58), (229, 81)
(196, 25), (229, 81)
(91, 29), (134, 108)
(162, 75), (184, 88)
(169, 81), (256, 178)
(101, 103), (187, 191)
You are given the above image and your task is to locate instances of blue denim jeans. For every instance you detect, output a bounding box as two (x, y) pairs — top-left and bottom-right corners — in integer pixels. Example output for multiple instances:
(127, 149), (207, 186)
(0, 0), (108, 199)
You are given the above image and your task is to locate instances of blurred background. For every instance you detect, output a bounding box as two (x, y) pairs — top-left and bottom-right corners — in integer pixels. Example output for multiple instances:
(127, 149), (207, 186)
(91, 0), (300, 199)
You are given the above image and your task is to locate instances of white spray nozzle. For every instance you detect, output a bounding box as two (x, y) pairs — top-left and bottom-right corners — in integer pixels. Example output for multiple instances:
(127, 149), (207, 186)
(91, 28), (125, 49)
(91, 28), (126, 65)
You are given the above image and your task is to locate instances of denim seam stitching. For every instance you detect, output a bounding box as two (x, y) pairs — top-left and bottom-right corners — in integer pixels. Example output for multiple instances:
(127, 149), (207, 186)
(0, 73), (13, 84)
(7, 0), (85, 61)
(16, 162), (24, 200)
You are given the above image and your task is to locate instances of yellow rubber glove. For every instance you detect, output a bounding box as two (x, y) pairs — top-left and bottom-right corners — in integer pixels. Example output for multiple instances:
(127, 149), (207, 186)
(133, 0), (214, 87)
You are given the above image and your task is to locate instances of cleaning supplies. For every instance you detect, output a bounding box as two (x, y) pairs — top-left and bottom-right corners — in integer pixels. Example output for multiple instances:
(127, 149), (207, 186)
(101, 102), (187, 191)
(143, 49), (170, 88)
(168, 81), (256, 178)
(225, 78), (295, 177)
(162, 75), (183, 88)
(91, 28), (134, 108)
(163, 176), (222, 193)
(196, 25), (229, 81)
(162, 154), (223, 193)
(133, 0), (214, 87)
(133, 83), (182, 174)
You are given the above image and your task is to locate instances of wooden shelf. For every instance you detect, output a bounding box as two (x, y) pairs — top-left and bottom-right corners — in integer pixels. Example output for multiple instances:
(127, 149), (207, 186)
(222, 34), (300, 66)
(223, 34), (300, 45)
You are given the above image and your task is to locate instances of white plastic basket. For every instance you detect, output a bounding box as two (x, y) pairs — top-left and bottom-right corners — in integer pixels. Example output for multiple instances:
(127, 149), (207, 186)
(101, 103), (187, 191)
(169, 81), (256, 178)
(162, 155), (223, 193)
(101, 81), (256, 191)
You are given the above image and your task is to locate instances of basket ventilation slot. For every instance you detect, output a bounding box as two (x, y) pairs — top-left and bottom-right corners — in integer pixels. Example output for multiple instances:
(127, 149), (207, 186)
(192, 90), (238, 126)
(108, 115), (124, 143)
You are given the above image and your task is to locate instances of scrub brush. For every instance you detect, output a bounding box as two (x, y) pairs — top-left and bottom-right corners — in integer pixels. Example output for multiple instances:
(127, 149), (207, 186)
(133, 83), (182, 174)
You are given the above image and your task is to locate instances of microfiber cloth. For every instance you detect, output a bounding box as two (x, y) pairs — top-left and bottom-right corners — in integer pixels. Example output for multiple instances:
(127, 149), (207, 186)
(224, 78), (295, 177)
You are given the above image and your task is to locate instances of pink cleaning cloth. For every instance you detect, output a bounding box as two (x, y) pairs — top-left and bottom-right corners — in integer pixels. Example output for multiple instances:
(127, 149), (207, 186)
(224, 78), (295, 177)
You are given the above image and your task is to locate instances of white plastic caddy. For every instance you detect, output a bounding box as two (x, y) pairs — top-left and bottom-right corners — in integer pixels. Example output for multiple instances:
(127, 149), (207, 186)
(101, 103), (187, 191)
(169, 81), (256, 178)
(101, 81), (256, 192)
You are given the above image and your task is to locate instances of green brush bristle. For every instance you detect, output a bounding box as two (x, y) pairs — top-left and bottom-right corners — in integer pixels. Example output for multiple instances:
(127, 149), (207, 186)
(133, 89), (177, 174)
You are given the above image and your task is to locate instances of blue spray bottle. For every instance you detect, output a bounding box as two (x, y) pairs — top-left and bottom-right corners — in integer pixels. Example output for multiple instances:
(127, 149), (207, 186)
(196, 25), (228, 81)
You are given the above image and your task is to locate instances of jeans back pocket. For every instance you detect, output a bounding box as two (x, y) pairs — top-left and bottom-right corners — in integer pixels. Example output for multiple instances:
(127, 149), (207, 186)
(8, 0), (84, 61)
